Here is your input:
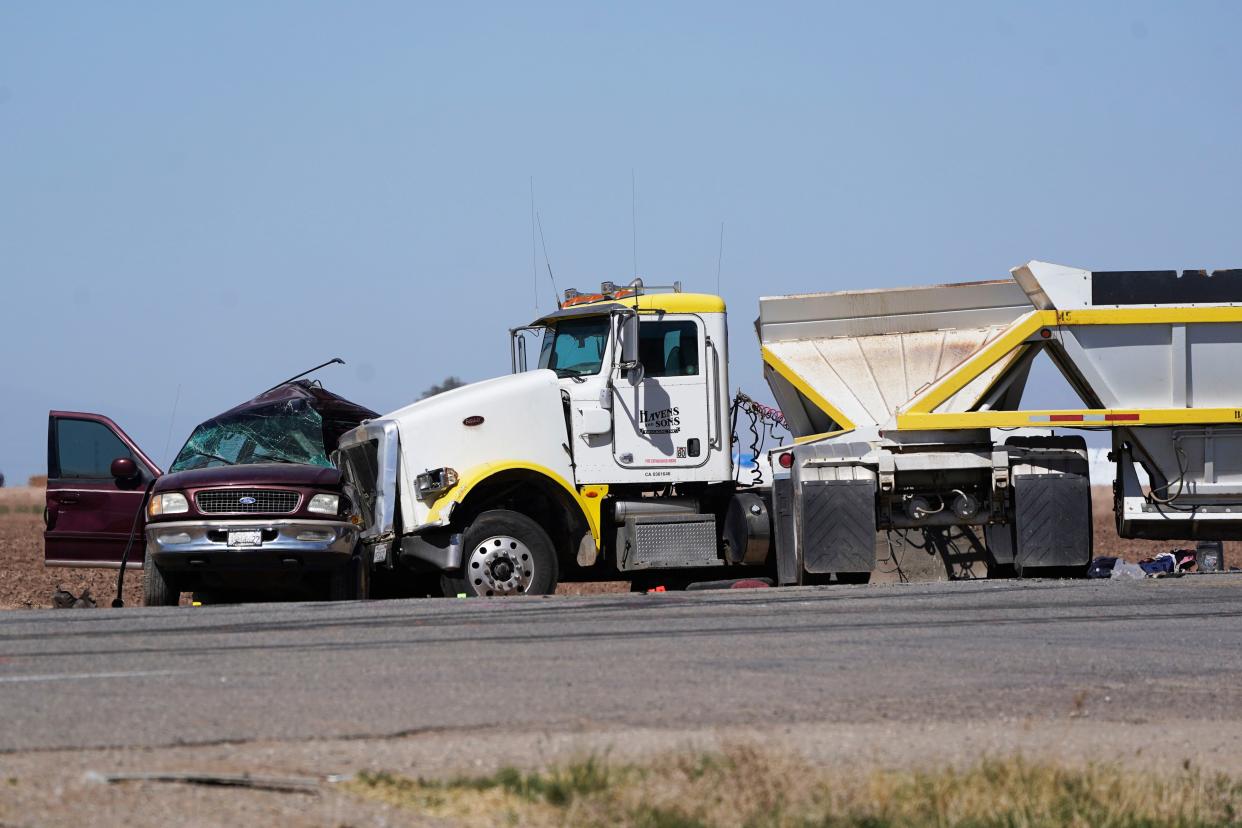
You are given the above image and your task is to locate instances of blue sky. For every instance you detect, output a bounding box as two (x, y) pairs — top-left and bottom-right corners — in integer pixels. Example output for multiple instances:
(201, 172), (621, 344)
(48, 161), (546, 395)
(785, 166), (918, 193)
(2, 1), (1240, 482)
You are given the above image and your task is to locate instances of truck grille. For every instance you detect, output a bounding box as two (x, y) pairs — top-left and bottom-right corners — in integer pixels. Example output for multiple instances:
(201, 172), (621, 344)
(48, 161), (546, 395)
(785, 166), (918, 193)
(195, 489), (300, 514)
(336, 440), (379, 529)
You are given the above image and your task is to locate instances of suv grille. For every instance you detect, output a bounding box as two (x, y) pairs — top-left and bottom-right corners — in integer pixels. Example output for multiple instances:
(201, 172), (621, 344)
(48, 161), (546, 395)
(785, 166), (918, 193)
(195, 489), (300, 514)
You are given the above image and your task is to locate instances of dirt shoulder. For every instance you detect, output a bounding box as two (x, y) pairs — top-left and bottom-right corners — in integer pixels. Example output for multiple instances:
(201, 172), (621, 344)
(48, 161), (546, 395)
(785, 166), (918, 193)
(1, 718), (1239, 827)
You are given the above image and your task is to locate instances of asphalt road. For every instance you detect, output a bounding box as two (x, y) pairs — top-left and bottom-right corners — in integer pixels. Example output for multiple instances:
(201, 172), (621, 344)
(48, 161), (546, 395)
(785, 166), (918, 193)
(1, 576), (1240, 754)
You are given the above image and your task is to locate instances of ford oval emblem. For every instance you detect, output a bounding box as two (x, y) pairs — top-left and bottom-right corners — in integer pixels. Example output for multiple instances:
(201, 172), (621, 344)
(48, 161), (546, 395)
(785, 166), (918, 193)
(238, 496), (257, 505)
(463, 415), (484, 427)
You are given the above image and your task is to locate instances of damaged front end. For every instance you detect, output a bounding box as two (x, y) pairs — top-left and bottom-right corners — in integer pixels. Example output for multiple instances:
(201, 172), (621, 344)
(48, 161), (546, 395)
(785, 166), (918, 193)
(334, 419), (401, 568)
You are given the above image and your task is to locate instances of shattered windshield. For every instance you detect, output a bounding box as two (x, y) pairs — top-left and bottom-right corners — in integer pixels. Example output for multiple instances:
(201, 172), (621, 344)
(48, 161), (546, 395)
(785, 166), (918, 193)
(537, 316), (610, 378)
(170, 400), (332, 471)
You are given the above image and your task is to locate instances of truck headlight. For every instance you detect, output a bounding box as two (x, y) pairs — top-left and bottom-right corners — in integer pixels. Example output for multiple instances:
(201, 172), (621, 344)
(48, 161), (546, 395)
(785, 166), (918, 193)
(415, 467), (459, 499)
(148, 492), (189, 517)
(307, 493), (341, 515)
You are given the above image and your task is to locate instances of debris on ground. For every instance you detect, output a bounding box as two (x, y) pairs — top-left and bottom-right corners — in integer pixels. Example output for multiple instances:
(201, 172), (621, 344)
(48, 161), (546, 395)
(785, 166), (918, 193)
(86, 770), (333, 795)
(685, 577), (774, 591)
(51, 587), (96, 609)
(1092, 547), (1218, 580)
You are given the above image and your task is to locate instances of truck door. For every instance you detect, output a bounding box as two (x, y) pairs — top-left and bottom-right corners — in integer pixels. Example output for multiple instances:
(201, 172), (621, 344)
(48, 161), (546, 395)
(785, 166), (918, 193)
(45, 412), (162, 567)
(611, 316), (713, 471)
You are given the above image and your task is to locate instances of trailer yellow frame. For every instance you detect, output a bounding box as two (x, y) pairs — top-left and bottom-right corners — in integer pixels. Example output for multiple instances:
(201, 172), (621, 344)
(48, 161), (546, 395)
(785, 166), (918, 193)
(760, 344), (858, 434)
(895, 307), (1242, 431)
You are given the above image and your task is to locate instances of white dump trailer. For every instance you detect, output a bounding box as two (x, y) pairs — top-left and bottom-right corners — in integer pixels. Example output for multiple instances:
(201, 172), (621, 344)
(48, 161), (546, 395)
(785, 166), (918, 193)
(760, 261), (1242, 583)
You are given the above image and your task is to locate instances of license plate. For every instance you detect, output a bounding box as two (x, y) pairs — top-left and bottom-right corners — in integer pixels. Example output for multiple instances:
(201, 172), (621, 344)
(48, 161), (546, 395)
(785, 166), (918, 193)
(227, 530), (263, 547)
(372, 542), (389, 564)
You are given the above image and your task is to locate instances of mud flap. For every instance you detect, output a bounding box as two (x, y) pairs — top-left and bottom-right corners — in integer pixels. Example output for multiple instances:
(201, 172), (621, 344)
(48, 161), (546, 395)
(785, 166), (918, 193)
(984, 522), (1016, 566)
(773, 478), (799, 585)
(1012, 472), (1091, 570)
(798, 480), (876, 575)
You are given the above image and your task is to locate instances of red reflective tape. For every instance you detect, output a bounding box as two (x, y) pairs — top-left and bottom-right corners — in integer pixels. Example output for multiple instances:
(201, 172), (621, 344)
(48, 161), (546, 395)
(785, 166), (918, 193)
(1049, 414), (1084, 422)
(1105, 413), (1141, 422)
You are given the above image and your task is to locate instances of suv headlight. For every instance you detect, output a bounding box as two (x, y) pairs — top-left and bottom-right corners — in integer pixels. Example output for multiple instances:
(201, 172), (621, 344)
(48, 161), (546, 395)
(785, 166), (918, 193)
(415, 467), (459, 500)
(307, 493), (341, 515)
(148, 492), (189, 517)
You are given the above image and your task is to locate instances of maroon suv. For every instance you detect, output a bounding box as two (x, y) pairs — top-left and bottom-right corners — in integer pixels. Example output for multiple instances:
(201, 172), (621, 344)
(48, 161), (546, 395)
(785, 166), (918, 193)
(45, 381), (377, 605)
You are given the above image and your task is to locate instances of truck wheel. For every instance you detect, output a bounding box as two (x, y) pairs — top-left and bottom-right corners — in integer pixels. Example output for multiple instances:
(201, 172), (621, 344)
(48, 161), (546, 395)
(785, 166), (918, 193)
(143, 548), (180, 607)
(443, 510), (558, 597)
(328, 549), (370, 601)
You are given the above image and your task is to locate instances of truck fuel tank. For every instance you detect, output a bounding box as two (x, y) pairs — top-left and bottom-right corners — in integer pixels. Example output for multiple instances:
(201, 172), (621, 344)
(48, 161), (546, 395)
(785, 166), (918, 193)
(722, 491), (772, 566)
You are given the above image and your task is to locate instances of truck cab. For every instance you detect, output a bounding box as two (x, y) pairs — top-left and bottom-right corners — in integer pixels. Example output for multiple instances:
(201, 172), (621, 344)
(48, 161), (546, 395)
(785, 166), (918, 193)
(336, 280), (766, 597)
(521, 284), (732, 486)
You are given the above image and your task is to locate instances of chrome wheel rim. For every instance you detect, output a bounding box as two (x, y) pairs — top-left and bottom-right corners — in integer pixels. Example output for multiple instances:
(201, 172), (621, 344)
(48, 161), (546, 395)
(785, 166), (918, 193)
(466, 535), (534, 596)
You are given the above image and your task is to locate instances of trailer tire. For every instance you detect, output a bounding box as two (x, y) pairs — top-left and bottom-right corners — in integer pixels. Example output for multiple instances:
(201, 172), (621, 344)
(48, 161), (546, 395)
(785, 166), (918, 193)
(442, 510), (558, 597)
(143, 548), (180, 607)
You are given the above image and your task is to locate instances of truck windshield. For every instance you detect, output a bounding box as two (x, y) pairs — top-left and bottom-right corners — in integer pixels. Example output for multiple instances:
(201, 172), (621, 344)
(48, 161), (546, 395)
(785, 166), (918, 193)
(538, 316), (610, 378)
(169, 401), (332, 471)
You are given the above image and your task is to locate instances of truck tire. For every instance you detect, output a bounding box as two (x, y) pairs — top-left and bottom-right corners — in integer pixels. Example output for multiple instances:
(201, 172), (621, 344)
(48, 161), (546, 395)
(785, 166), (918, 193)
(143, 548), (180, 607)
(328, 549), (370, 601)
(442, 510), (558, 597)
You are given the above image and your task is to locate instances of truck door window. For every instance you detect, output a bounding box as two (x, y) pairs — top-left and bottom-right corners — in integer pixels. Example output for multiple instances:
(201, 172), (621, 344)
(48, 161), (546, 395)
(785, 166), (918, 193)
(55, 419), (136, 479)
(538, 316), (610, 378)
(638, 320), (699, 377)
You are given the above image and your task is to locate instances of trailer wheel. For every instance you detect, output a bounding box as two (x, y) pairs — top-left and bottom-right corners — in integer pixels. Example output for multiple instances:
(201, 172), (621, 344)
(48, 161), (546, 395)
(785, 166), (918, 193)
(442, 510), (558, 597)
(142, 548), (180, 607)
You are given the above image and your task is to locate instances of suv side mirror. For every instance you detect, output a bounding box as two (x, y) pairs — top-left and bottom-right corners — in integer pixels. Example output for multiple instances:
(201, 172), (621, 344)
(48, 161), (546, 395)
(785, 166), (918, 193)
(619, 312), (640, 369)
(110, 457), (139, 482)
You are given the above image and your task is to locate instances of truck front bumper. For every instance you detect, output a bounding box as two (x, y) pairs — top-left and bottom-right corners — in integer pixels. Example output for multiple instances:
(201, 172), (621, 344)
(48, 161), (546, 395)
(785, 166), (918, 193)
(146, 518), (358, 572)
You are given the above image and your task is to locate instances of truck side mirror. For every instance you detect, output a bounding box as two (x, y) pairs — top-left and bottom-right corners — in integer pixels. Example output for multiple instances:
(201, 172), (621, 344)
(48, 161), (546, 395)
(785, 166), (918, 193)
(619, 313), (641, 369)
(110, 457), (139, 482)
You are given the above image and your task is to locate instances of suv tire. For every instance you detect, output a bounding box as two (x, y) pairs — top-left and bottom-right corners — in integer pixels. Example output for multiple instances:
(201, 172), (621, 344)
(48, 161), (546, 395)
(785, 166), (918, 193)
(143, 548), (180, 607)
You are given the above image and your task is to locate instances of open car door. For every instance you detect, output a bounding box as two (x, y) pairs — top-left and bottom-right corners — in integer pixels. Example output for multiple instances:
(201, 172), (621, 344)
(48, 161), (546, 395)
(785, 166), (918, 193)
(45, 412), (162, 568)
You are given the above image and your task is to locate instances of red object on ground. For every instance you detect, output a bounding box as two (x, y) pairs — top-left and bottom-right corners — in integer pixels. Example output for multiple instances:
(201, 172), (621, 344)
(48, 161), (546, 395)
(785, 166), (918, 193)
(730, 579), (771, 589)
(650, 586), (666, 593)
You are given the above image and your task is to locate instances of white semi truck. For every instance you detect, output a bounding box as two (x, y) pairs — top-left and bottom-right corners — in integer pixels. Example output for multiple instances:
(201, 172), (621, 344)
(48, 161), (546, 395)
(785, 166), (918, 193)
(335, 262), (1242, 596)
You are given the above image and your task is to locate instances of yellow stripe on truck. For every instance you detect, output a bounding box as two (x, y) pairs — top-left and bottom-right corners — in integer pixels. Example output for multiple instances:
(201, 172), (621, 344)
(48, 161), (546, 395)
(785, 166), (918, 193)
(760, 345), (857, 433)
(898, 407), (1242, 430)
(426, 461), (604, 549)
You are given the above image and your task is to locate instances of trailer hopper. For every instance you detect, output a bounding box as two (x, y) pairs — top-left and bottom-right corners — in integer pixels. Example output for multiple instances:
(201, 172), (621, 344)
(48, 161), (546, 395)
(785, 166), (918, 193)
(758, 279), (1036, 438)
(897, 261), (1242, 540)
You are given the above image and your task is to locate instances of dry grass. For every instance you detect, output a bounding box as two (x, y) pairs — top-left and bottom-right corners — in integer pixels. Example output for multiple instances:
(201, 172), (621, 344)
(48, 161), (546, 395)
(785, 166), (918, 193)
(348, 747), (1242, 827)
